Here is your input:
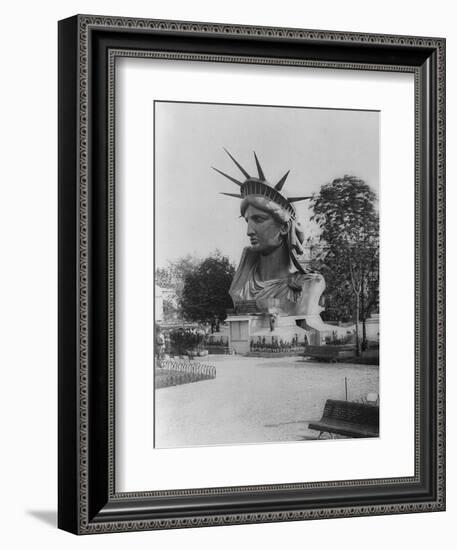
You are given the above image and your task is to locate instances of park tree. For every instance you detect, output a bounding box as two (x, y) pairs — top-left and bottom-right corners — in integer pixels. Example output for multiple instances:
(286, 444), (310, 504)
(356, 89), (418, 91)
(155, 254), (200, 291)
(155, 254), (200, 320)
(180, 252), (235, 326)
(309, 175), (379, 354)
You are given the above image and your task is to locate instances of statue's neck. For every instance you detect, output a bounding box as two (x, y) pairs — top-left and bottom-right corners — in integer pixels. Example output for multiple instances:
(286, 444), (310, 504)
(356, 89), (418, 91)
(257, 243), (290, 281)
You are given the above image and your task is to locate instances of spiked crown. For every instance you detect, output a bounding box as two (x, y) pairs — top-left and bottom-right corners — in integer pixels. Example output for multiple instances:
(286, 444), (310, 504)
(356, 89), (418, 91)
(213, 149), (311, 220)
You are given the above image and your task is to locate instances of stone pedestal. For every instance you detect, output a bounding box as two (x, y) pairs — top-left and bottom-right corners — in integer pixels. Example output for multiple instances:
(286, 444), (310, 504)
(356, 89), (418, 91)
(226, 313), (356, 354)
(226, 313), (309, 354)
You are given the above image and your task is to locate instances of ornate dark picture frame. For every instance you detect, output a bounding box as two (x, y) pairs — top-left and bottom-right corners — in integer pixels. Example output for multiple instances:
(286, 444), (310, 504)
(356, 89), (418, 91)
(58, 14), (445, 534)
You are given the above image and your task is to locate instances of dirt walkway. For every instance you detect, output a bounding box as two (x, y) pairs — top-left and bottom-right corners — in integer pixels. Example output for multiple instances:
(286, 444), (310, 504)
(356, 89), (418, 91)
(155, 355), (379, 448)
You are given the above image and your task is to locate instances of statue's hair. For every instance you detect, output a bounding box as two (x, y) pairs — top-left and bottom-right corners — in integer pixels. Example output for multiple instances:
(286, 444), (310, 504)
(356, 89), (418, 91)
(240, 195), (291, 225)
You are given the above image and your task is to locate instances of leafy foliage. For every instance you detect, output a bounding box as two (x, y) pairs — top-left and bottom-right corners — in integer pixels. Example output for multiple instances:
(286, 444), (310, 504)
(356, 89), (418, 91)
(155, 255), (200, 292)
(180, 252), (236, 324)
(155, 255), (200, 321)
(168, 328), (206, 355)
(309, 176), (379, 349)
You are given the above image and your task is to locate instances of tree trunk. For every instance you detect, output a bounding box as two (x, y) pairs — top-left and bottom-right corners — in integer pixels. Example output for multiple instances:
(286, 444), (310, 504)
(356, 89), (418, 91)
(362, 318), (367, 351)
(360, 269), (367, 351)
(361, 277), (367, 351)
(348, 257), (361, 357)
(355, 292), (361, 356)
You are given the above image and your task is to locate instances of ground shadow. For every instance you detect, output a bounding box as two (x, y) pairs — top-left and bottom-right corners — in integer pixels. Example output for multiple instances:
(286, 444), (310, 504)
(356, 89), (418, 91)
(27, 510), (57, 528)
(264, 419), (308, 427)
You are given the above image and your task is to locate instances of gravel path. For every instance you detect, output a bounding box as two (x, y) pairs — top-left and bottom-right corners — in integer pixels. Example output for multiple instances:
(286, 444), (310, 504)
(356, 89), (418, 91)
(155, 355), (379, 448)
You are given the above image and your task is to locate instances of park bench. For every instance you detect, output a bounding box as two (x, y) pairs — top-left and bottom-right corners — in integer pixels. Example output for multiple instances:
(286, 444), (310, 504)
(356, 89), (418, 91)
(308, 399), (379, 438)
(303, 345), (355, 362)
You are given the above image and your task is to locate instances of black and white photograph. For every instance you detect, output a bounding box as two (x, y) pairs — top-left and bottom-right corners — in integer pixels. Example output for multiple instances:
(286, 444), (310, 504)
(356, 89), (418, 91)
(154, 101), (380, 448)
(0, 0), (450, 544)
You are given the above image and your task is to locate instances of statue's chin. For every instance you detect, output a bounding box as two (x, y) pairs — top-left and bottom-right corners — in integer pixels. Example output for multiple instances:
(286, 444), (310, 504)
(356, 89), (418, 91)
(251, 244), (283, 256)
(250, 244), (267, 254)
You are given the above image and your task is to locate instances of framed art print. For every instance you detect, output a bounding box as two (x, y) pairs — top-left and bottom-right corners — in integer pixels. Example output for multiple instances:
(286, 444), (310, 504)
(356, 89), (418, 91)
(58, 15), (445, 533)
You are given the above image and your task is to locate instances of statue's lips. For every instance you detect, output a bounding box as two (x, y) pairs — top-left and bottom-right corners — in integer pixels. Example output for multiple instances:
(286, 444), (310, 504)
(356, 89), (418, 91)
(249, 238), (258, 245)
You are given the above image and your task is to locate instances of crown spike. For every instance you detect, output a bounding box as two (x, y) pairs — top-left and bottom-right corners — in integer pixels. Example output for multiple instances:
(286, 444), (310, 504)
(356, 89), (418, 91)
(212, 167), (243, 187)
(288, 196), (313, 203)
(275, 170), (290, 191)
(223, 148), (250, 179)
(253, 152), (265, 181)
(220, 192), (243, 198)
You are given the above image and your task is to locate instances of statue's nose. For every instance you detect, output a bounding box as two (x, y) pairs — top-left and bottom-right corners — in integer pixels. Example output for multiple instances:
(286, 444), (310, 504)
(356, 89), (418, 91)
(247, 221), (255, 235)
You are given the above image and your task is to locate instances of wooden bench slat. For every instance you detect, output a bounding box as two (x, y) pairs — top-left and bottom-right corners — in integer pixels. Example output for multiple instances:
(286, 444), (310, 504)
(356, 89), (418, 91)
(308, 420), (378, 438)
(309, 399), (379, 438)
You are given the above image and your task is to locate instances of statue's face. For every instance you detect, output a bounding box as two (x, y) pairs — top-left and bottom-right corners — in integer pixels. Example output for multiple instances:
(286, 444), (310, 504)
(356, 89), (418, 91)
(244, 205), (287, 255)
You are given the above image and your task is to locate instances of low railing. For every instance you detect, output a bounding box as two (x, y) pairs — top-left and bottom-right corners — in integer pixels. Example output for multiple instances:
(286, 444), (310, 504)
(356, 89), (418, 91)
(156, 359), (216, 388)
(249, 345), (307, 354)
(205, 343), (230, 354)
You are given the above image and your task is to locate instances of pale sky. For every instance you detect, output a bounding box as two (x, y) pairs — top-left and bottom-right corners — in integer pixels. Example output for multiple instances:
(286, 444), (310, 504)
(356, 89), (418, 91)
(155, 101), (379, 268)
